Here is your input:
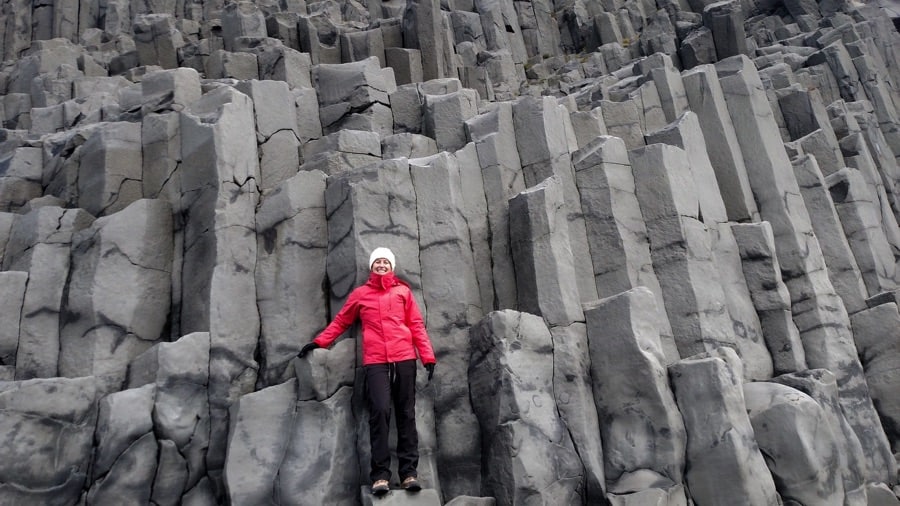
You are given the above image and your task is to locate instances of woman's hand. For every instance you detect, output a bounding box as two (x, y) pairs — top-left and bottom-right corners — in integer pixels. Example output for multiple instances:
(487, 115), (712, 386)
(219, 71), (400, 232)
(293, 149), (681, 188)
(425, 363), (435, 382)
(298, 342), (319, 358)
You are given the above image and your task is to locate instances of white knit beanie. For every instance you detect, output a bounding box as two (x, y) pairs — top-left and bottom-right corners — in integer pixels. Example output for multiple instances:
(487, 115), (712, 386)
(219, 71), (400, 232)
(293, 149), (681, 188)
(369, 247), (396, 270)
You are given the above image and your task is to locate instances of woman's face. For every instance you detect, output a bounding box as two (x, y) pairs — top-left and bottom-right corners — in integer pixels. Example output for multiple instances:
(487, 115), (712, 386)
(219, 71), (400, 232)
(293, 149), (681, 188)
(371, 258), (393, 275)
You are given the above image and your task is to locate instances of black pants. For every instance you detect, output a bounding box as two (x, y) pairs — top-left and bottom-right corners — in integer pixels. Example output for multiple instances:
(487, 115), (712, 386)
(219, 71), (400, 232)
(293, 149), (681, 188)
(365, 359), (418, 482)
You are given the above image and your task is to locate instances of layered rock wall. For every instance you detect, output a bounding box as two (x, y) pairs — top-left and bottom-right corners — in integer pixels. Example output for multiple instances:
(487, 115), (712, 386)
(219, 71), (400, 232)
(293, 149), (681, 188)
(1, 0), (900, 503)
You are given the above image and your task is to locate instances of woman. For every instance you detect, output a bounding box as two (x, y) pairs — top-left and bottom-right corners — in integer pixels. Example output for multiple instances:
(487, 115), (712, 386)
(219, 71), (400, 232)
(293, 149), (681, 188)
(298, 247), (436, 495)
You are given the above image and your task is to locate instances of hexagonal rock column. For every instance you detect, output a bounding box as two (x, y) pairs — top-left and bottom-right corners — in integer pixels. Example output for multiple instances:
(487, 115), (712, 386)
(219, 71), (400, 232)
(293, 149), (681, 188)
(465, 102), (524, 310)
(179, 85), (261, 475)
(77, 121), (143, 217)
(236, 79), (302, 190)
(409, 153), (482, 496)
(469, 310), (583, 506)
(3, 206), (94, 379)
(669, 348), (780, 505)
(59, 198), (173, 387)
(629, 143), (736, 359)
(584, 287), (686, 502)
(0, 271), (26, 370)
(512, 95), (598, 304)
(255, 170), (328, 387)
(0, 376), (101, 505)
(314, 57), (393, 137)
(572, 135), (677, 364)
(849, 303), (900, 455)
(731, 222), (807, 375)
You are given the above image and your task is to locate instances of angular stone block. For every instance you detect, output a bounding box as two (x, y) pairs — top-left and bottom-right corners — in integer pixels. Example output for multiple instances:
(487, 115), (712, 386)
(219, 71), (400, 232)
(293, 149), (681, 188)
(221, 1), (267, 52)
(141, 67), (201, 115)
(59, 199), (172, 386)
(424, 89), (478, 152)
(256, 170), (329, 387)
(385, 47), (424, 86)
(0, 377), (100, 505)
(791, 155), (868, 314)
(731, 222), (807, 375)
(381, 133), (438, 159)
(180, 86), (261, 471)
(572, 135), (677, 363)
(509, 176), (584, 327)
(0, 272), (26, 367)
(78, 121), (143, 216)
(4, 206), (94, 379)
(744, 381), (844, 505)
(87, 432), (158, 505)
(849, 303), (900, 453)
(584, 288), (686, 492)
(133, 13), (183, 69)
(0, 146), (42, 212)
(669, 348), (780, 505)
(465, 103), (523, 310)
(91, 384), (156, 480)
(702, 0), (747, 60)
(469, 310), (583, 505)
(402, 0), (445, 81)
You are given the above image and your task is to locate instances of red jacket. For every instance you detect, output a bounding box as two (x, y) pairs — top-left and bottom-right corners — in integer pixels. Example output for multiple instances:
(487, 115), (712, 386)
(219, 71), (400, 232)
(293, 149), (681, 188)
(314, 272), (436, 366)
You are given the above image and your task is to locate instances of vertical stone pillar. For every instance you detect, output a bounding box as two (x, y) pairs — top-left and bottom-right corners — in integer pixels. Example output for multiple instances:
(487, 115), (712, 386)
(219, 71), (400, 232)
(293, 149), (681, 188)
(791, 155), (868, 314)
(719, 54), (894, 480)
(630, 144), (736, 359)
(469, 310), (582, 505)
(255, 171), (328, 387)
(465, 103), (524, 310)
(669, 348), (780, 505)
(402, 0), (445, 81)
(4, 206), (94, 379)
(236, 79), (302, 190)
(731, 222), (807, 375)
(584, 288), (686, 499)
(512, 96), (598, 304)
(409, 153), (483, 497)
(0, 271), (27, 368)
(509, 176), (583, 327)
(682, 64), (758, 222)
(78, 121), (143, 217)
(572, 135), (678, 363)
(179, 86), (261, 477)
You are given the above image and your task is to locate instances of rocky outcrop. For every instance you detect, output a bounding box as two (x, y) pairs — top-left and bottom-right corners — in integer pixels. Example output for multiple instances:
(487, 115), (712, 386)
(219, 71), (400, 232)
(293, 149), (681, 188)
(1, 0), (900, 503)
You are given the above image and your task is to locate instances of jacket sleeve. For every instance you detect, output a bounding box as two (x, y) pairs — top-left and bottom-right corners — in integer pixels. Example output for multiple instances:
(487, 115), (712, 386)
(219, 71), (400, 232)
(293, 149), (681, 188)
(404, 288), (436, 364)
(313, 290), (360, 349)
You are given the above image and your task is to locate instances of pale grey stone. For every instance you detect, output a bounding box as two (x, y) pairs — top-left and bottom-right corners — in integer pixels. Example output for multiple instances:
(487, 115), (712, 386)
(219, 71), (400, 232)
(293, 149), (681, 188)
(225, 380), (297, 505)
(669, 348), (780, 505)
(703, 0), (747, 60)
(773, 370), (869, 501)
(87, 427), (157, 505)
(292, 87), (323, 143)
(792, 154), (868, 314)
(0, 377), (99, 505)
(509, 176), (584, 327)
(237, 79), (302, 189)
(402, 0), (445, 81)
(205, 49), (259, 80)
(630, 144), (735, 358)
(256, 170), (329, 387)
(386, 48), (424, 86)
(0, 271), (26, 366)
(5, 206), (94, 379)
(644, 111), (728, 225)
(454, 143), (494, 316)
(465, 102), (523, 310)
(731, 222), (807, 375)
(127, 332), (210, 492)
(141, 67), (201, 116)
(572, 135), (678, 363)
(221, 1), (267, 52)
(0, 146), (42, 211)
(600, 99), (646, 151)
(569, 107), (608, 149)
(639, 53), (689, 123)
(849, 303), (900, 453)
(133, 14), (183, 69)
(254, 45), (313, 90)
(152, 439), (188, 506)
(77, 121), (143, 217)
(381, 133), (438, 159)
(584, 288), (686, 493)
(180, 85), (261, 472)
(424, 89), (478, 152)
(92, 384), (156, 479)
(59, 199), (172, 384)
(744, 381), (844, 505)
(512, 96), (597, 304)
(551, 323), (606, 501)
(469, 310), (583, 505)
(826, 167), (899, 296)
(341, 28), (386, 67)
(280, 386), (359, 505)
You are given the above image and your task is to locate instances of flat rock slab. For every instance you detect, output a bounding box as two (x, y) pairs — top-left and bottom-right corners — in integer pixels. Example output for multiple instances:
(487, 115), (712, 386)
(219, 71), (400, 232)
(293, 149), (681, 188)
(361, 488), (442, 505)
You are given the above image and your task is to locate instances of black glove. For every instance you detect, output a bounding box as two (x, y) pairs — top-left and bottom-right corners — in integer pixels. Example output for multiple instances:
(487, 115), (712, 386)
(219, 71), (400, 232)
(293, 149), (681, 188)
(425, 363), (435, 382)
(298, 342), (319, 358)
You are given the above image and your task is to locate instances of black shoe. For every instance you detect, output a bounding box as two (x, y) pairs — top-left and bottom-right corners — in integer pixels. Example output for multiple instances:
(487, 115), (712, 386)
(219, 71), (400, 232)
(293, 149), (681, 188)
(372, 479), (390, 495)
(401, 476), (421, 491)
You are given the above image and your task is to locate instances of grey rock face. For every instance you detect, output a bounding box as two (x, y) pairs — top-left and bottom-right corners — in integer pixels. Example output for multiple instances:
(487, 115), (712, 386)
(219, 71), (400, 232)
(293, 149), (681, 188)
(3, 0), (900, 503)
